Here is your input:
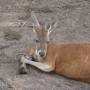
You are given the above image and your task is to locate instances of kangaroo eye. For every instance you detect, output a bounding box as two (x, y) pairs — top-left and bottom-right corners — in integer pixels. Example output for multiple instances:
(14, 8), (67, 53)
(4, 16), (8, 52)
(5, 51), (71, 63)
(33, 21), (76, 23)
(35, 39), (40, 43)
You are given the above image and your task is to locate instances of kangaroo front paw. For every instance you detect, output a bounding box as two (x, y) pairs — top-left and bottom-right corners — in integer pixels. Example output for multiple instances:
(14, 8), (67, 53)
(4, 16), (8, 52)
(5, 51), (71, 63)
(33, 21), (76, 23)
(19, 65), (28, 74)
(18, 55), (29, 74)
(18, 55), (34, 74)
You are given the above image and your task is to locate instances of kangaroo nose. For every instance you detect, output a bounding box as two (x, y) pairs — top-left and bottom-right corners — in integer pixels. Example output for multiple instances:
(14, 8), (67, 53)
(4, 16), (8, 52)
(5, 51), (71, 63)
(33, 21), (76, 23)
(39, 51), (45, 57)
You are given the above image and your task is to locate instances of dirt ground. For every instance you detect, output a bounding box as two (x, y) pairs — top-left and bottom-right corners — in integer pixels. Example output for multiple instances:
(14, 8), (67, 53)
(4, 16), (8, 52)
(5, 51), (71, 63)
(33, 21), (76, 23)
(0, 0), (90, 90)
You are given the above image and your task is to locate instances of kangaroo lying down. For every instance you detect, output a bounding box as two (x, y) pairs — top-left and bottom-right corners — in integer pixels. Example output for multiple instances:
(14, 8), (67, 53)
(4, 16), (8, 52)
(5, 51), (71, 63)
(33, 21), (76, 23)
(19, 12), (90, 82)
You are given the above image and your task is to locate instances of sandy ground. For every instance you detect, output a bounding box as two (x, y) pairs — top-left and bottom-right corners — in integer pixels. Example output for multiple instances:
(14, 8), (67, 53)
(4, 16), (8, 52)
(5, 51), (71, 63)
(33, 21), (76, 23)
(0, 0), (90, 90)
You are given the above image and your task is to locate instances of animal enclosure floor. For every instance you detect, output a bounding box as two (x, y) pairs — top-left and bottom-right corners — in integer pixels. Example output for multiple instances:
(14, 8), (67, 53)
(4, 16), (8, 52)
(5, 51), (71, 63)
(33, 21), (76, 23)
(0, 0), (90, 90)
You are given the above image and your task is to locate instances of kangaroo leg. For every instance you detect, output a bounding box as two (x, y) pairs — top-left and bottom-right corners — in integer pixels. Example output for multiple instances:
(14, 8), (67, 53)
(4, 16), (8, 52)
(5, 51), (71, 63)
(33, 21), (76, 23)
(18, 55), (31, 74)
(19, 61), (28, 74)
(20, 55), (54, 72)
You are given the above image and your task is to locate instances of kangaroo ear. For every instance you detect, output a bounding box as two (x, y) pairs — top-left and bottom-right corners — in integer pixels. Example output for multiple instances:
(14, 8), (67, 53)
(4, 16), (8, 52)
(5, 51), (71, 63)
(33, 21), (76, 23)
(45, 21), (57, 34)
(31, 12), (40, 28)
(52, 21), (58, 28)
(45, 23), (51, 32)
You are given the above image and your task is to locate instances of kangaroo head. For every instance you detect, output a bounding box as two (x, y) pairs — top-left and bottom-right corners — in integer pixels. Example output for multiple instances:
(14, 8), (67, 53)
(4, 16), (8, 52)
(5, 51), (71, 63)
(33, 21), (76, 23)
(31, 12), (57, 62)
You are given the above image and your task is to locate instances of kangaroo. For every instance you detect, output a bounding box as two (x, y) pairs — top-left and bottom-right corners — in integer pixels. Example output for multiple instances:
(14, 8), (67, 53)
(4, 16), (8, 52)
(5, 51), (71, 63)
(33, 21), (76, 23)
(19, 12), (90, 82)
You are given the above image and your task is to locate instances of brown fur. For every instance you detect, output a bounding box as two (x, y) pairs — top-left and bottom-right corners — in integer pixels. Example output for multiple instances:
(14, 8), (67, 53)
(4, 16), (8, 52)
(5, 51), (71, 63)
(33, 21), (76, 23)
(28, 43), (90, 81)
